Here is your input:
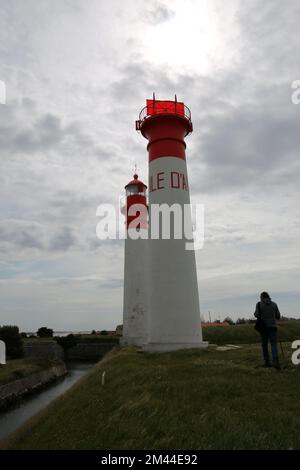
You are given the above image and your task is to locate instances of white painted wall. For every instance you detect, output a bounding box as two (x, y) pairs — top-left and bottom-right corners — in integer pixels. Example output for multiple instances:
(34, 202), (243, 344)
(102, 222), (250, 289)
(145, 157), (207, 351)
(121, 228), (149, 346)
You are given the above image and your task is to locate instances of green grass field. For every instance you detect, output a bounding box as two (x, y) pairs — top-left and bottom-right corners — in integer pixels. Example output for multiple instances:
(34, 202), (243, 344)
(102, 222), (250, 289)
(3, 339), (300, 450)
(202, 320), (300, 345)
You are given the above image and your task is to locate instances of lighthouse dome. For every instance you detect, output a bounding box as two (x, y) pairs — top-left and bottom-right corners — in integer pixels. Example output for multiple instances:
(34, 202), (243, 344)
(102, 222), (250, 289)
(125, 174), (147, 194)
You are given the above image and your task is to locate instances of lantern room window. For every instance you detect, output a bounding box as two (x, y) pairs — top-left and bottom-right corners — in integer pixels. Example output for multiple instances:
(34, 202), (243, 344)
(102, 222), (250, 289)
(126, 186), (147, 196)
(126, 186), (139, 196)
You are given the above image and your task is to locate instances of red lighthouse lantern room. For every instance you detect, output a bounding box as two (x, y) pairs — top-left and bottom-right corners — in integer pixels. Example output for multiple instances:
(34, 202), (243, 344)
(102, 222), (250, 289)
(124, 174), (148, 230)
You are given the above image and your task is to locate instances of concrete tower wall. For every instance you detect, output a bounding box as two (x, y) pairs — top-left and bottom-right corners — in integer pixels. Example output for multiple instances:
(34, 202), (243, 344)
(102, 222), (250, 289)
(121, 174), (149, 347)
(122, 228), (149, 346)
(138, 101), (207, 352)
(147, 157), (204, 350)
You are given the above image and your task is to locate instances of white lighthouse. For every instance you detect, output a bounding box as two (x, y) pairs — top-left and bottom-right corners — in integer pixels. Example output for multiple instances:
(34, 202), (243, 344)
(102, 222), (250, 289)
(135, 97), (207, 352)
(121, 173), (149, 346)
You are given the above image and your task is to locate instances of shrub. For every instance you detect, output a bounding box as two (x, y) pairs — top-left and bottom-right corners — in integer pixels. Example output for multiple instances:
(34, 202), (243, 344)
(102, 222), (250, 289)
(0, 325), (24, 358)
(37, 327), (53, 338)
(56, 334), (78, 351)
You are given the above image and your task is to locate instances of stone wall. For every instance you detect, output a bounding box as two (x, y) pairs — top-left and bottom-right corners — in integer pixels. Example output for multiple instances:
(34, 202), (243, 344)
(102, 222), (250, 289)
(0, 362), (67, 408)
(24, 339), (118, 361)
(66, 342), (117, 360)
(24, 341), (64, 361)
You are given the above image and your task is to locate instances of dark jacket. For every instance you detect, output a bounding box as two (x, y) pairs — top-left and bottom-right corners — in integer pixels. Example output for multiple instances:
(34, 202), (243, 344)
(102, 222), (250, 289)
(254, 299), (281, 328)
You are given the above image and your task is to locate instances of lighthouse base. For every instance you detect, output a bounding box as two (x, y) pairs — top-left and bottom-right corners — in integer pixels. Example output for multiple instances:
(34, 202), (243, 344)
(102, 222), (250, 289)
(143, 341), (208, 352)
(120, 337), (148, 347)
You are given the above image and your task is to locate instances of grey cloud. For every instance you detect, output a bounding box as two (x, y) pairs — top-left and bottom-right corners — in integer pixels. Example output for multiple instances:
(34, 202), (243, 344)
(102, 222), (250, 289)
(0, 220), (78, 254)
(0, 220), (45, 250)
(99, 278), (123, 289)
(204, 223), (247, 246)
(13, 113), (64, 153)
(145, 2), (175, 25)
(108, 61), (177, 102)
(89, 237), (123, 252)
(48, 226), (76, 251)
(191, 103), (300, 193)
(0, 101), (101, 157)
(237, 1), (300, 79)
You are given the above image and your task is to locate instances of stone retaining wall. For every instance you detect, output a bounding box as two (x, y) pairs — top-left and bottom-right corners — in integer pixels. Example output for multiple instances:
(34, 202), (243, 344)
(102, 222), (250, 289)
(0, 362), (67, 408)
(24, 341), (64, 360)
(66, 342), (117, 360)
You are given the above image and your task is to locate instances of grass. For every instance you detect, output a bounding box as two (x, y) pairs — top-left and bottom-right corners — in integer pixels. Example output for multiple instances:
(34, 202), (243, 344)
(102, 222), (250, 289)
(3, 341), (300, 450)
(0, 358), (59, 386)
(202, 320), (300, 345)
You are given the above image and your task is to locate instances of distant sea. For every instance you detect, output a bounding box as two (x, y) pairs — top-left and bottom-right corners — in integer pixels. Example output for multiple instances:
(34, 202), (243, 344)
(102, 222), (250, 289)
(25, 331), (91, 337)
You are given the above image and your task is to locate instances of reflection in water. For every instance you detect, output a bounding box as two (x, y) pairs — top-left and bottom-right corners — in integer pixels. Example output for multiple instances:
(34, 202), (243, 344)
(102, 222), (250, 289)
(0, 362), (95, 441)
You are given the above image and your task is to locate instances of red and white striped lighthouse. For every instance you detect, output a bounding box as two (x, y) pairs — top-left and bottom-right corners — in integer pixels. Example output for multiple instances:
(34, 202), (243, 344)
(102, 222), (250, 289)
(135, 97), (207, 351)
(121, 173), (149, 346)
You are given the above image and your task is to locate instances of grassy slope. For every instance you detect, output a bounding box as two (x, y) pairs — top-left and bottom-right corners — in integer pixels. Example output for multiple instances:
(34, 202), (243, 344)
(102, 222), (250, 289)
(0, 358), (59, 386)
(202, 320), (300, 345)
(4, 342), (300, 450)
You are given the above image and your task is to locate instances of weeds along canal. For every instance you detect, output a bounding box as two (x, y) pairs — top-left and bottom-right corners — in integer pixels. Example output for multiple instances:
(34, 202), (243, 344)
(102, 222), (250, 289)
(0, 361), (96, 442)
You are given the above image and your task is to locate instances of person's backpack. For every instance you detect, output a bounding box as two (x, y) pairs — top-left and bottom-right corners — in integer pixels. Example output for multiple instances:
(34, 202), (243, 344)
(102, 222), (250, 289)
(254, 302), (266, 333)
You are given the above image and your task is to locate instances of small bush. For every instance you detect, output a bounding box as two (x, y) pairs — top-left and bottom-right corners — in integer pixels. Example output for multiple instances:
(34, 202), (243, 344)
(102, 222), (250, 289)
(0, 325), (24, 359)
(56, 334), (78, 351)
(37, 327), (53, 338)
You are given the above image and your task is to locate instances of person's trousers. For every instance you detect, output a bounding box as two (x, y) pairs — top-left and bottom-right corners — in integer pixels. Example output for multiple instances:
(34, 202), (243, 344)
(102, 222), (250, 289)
(260, 328), (279, 365)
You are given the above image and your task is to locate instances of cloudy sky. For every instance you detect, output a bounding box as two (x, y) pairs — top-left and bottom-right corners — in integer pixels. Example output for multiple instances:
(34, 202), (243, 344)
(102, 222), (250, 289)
(1, 0), (300, 331)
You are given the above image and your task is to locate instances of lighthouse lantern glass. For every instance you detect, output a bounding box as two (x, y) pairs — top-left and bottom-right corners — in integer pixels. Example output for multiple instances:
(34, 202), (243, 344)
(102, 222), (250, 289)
(126, 186), (138, 196)
(126, 185), (146, 196)
(146, 99), (185, 117)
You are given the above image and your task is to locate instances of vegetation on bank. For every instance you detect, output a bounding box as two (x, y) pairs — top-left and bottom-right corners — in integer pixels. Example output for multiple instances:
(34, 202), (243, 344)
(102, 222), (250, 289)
(0, 358), (62, 386)
(20, 320), (300, 348)
(36, 327), (54, 338)
(23, 334), (119, 344)
(0, 326), (24, 359)
(4, 342), (300, 450)
(202, 320), (300, 345)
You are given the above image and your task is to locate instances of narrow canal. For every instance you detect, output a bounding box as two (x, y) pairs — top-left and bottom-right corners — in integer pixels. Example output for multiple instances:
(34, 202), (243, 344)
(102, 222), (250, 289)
(0, 362), (95, 442)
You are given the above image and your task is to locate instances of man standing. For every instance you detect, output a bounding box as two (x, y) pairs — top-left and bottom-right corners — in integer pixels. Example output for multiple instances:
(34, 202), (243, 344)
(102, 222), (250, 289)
(254, 292), (281, 369)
